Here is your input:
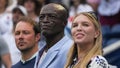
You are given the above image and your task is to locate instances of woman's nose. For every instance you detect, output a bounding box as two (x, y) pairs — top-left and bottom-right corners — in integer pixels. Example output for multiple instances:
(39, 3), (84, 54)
(77, 25), (82, 31)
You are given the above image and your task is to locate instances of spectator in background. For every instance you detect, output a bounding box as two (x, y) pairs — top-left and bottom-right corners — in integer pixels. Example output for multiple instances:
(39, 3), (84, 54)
(2, 5), (28, 65)
(0, 0), (13, 35)
(6, 0), (17, 13)
(87, 0), (101, 13)
(34, 3), (73, 68)
(98, 0), (120, 27)
(12, 5), (27, 30)
(0, 35), (11, 68)
(98, 0), (120, 67)
(21, 0), (42, 23)
(17, 0), (23, 6)
(45, 0), (62, 3)
(68, 0), (93, 22)
(12, 16), (40, 68)
(65, 12), (109, 68)
(86, 0), (101, 12)
(39, 0), (47, 6)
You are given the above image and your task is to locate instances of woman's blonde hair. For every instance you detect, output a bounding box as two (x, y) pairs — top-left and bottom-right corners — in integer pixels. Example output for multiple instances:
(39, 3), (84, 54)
(65, 12), (103, 68)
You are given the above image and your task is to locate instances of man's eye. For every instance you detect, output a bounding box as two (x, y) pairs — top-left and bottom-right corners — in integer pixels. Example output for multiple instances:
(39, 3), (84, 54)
(15, 32), (20, 35)
(39, 15), (44, 19)
(49, 14), (58, 19)
(50, 15), (56, 18)
(23, 31), (30, 34)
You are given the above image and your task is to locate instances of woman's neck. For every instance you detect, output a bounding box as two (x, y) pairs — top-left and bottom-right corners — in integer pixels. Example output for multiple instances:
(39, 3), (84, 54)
(76, 43), (94, 60)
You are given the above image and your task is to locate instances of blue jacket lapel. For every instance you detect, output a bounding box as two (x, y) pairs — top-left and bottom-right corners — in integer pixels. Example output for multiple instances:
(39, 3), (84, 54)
(40, 36), (68, 67)
(41, 50), (59, 67)
(37, 36), (71, 68)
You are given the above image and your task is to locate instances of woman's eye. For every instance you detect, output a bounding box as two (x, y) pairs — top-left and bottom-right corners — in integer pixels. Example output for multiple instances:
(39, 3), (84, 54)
(72, 23), (78, 27)
(83, 24), (89, 26)
(82, 22), (89, 27)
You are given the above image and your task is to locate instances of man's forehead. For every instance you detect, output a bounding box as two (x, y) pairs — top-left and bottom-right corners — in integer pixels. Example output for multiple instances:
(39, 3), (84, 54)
(15, 22), (33, 31)
(44, 3), (64, 10)
(40, 3), (64, 14)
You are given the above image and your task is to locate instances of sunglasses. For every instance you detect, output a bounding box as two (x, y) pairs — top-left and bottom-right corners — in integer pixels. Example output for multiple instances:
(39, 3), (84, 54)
(87, 11), (99, 21)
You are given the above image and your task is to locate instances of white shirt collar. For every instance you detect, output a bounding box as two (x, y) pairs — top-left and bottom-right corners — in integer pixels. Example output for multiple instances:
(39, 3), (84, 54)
(21, 51), (38, 64)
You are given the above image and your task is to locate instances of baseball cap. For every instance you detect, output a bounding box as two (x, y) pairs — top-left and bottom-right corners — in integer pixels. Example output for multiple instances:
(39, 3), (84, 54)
(12, 5), (27, 16)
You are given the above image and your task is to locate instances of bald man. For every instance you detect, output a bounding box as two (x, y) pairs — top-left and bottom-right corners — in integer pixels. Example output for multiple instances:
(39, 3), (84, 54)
(34, 3), (73, 68)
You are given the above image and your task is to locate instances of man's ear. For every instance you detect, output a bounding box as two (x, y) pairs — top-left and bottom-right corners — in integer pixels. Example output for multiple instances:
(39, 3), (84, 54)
(62, 21), (67, 27)
(35, 33), (40, 42)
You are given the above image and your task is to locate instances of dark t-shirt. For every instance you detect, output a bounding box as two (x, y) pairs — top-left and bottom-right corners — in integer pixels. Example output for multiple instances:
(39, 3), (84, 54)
(12, 57), (36, 68)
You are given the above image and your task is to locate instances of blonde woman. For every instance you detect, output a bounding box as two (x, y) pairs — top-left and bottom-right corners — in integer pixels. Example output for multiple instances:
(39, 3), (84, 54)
(65, 12), (109, 68)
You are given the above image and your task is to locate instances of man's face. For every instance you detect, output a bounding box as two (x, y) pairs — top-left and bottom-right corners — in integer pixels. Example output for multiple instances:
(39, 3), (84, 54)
(13, 9), (24, 23)
(39, 5), (64, 37)
(14, 21), (39, 52)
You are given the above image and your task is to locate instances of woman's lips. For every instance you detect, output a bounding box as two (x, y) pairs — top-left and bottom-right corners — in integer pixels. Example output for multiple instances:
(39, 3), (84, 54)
(75, 33), (84, 39)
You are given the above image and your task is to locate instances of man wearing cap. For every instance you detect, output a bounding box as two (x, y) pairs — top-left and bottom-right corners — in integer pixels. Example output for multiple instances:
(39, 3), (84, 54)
(12, 5), (27, 29)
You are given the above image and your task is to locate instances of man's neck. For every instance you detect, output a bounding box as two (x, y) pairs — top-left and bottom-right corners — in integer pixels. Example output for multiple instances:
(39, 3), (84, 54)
(22, 44), (38, 61)
(45, 31), (64, 51)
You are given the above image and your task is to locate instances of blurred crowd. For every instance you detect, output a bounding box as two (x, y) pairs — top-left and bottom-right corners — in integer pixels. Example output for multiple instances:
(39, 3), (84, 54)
(0, 0), (120, 68)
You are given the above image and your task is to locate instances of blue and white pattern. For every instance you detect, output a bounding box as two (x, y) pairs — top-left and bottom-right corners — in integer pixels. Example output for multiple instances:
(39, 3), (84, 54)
(88, 55), (109, 68)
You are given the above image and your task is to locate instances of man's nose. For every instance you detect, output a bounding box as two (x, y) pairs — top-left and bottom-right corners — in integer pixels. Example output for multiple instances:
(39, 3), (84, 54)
(43, 15), (49, 23)
(18, 33), (24, 40)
